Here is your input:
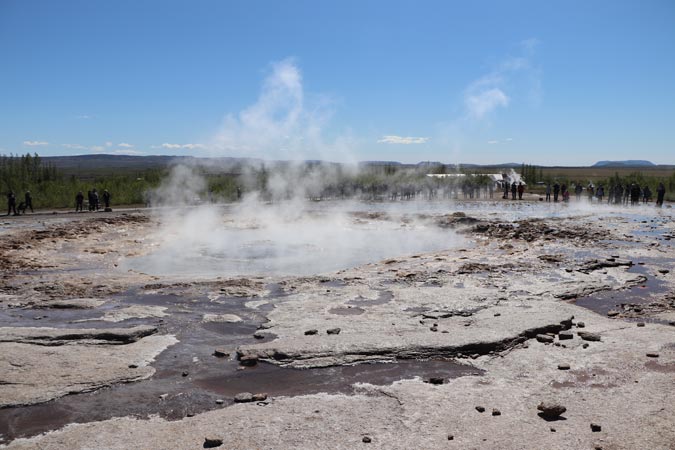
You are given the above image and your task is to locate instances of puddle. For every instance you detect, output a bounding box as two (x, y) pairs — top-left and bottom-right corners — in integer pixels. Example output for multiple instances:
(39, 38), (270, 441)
(196, 359), (481, 398)
(572, 263), (669, 316)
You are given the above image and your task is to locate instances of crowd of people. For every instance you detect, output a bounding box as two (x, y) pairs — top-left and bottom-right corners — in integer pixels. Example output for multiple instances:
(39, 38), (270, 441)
(541, 182), (667, 206)
(5, 189), (112, 216)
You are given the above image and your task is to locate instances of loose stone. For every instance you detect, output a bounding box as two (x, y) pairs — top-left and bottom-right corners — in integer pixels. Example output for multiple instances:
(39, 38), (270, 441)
(362, 436), (372, 443)
(558, 331), (573, 340)
(475, 406), (485, 413)
(204, 437), (223, 448)
(215, 399), (224, 405)
(239, 355), (259, 366)
(591, 423), (602, 432)
(583, 343), (589, 349)
(447, 434), (454, 440)
(492, 408), (501, 416)
(327, 328), (341, 335)
(558, 363), (571, 370)
(304, 329), (319, 335)
(537, 402), (566, 419)
(252, 393), (268, 401)
(536, 334), (555, 343)
(637, 322), (645, 327)
(576, 321), (586, 328)
(607, 310), (620, 317)
(128, 364), (138, 369)
(182, 371), (189, 377)
(213, 349), (229, 358)
(646, 352), (659, 358)
(234, 392), (254, 403)
(428, 377), (445, 385)
(578, 331), (602, 342)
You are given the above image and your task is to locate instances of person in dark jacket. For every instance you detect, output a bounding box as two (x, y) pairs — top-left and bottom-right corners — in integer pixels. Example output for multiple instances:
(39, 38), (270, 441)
(76, 191), (84, 212)
(102, 190), (111, 209)
(553, 183), (560, 202)
(24, 191), (33, 213)
(656, 183), (666, 207)
(517, 182), (524, 200)
(511, 182), (517, 200)
(6, 191), (17, 216)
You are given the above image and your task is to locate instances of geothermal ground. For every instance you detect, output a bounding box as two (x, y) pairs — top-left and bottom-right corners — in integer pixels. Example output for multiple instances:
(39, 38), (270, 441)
(1, 200), (674, 450)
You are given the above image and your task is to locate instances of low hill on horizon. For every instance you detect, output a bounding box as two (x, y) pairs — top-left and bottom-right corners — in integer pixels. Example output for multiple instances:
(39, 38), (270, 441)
(592, 160), (655, 167)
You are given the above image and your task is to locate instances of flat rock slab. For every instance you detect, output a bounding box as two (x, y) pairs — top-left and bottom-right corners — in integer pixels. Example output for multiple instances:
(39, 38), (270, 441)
(239, 303), (574, 368)
(0, 325), (158, 345)
(0, 331), (177, 407)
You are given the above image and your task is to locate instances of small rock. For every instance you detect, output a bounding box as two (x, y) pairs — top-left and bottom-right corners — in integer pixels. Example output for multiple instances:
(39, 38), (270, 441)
(475, 406), (485, 413)
(493, 313), (501, 317)
(558, 363), (571, 370)
(239, 355), (258, 366)
(636, 322), (645, 327)
(428, 377), (445, 385)
(304, 329), (319, 335)
(253, 332), (265, 340)
(607, 310), (620, 317)
(204, 436), (223, 448)
(576, 321), (585, 328)
(658, 269), (670, 274)
(362, 436), (372, 443)
(491, 408), (501, 416)
(234, 392), (254, 403)
(252, 393), (268, 401)
(550, 427), (556, 432)
(159, 394), (168, 400)
(646, 352), (659, 358)
(215, 399), (224, 405)
(128, 364), (138, 369)
(182, 371), (189, 377)
(536, 334), (555, 343)
(327, 328), (341, 335)
(430, 326), (438, 332)
(537, 402), (566, 419)
(213, 349), (229, 358)
(582, 343), (589, 349)
(186, 412), (194, 417)
(590, 423), (602, 432)
(578, 331), (601, 342)
(558, 331), (573, 340)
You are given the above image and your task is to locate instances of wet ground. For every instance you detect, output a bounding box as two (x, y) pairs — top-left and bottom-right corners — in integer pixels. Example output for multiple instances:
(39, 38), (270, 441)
(1, 199), (674, 449)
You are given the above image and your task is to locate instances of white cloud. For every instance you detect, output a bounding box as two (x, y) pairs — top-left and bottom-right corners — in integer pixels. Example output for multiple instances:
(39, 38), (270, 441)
(111, 149), (144, 156)
(118, 142), (133, 148)
(487, 140), (499, 144)
(377, 135), (430, 144)
(23, 140), (48, 146)
(105, 141), (113, 147)
(505, 137), (513, 142)
(76, 115), (93, 120)
(61, 143), (87, 150)
(159, 143), (206, 150)
(90, 146), (105, 152)
(465, 87), (509, 119)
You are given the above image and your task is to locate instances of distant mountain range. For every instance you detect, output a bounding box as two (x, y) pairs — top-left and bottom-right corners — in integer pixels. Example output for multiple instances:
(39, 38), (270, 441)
(592, 160), (655, 167)
(37, 154), (670, 174)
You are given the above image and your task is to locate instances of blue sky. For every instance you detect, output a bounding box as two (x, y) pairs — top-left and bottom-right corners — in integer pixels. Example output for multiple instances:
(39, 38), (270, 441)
(1, 0), (673, 165)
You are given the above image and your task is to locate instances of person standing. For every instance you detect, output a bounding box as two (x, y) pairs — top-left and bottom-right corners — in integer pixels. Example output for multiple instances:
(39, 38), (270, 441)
(575, 184), (582, 201)
(553, 182), (560, 202)
(656, 183), (666, 207)
(92, 189), (99, 211)
(545, 183), (551, 202)
(76, 191), (84, 212)
(517, 182), (524, 200)
(24, 191), (33, 213)
(597, 185), (604, 202)
(6, 191), (17, 216)
(511, 181), (517, 200)
(102, 190), (111, 209)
